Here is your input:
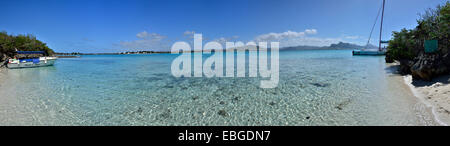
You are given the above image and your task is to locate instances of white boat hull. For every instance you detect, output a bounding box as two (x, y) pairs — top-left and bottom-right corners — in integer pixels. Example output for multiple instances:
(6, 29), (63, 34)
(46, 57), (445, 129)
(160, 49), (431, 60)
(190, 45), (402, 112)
(7, 57), (57, 69)
(352, 50), (386, 56)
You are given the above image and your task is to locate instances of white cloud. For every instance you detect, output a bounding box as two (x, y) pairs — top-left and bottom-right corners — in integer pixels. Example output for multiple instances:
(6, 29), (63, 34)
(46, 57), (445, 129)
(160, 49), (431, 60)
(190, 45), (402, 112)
(119, 31), (168, 51)
(135, 31), (165, 41)
(210, 36), (241, 49)
(305, 29), (317, 35)
(136, 31), (149, 39)
(254, 29), (318, 42)
(255, 29), (321, 47)
(344, 35), (360, 39)
(255, 30), (305, 42)
(254, 29), (367, 47)
(213, 37), (228, 44)
(281, 37), (344, 47)
(116, 29), (366, 52)
(213, 36), (239, 43)
(183, 30), (195, 36)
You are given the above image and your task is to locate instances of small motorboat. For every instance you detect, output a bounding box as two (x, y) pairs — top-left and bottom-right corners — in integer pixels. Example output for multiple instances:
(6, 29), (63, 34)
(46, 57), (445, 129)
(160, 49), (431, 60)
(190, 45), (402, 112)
(7, 51), (57, 69)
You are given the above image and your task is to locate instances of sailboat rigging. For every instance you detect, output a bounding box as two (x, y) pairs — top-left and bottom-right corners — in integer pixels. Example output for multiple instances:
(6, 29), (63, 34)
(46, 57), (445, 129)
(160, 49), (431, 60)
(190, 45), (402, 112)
(353, 0), (387, 56)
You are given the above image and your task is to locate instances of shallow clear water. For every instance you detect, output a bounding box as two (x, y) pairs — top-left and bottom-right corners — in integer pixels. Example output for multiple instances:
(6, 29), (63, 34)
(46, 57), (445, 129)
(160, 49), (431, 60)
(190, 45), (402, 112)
(0, 50), (437, 125)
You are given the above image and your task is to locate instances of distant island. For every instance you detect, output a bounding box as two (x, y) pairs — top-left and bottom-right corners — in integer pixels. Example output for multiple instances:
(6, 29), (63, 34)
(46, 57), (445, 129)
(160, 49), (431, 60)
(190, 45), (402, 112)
(55, 42), (370, 57)
(281, 42), (377, 51)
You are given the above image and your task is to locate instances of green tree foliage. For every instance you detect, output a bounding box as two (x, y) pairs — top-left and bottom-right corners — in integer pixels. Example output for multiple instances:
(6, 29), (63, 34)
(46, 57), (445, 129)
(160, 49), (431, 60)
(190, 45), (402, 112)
(387, 29), (417, 60)
(387, 2), (449, 61)
(0, 31), (54, 57)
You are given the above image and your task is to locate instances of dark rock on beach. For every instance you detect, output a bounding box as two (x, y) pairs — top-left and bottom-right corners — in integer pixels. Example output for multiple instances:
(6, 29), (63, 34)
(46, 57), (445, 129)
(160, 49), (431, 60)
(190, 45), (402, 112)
(0, 53), (9, 67)
(385, 54), (394, 63)
(394, 53), (450, 81)
(398, 59), (413, 75)
(410, 53), (450, 81)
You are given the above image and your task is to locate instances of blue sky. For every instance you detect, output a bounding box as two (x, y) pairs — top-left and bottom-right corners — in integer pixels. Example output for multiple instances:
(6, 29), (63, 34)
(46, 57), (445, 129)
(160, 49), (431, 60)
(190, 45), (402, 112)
(0, 0), (446, 53)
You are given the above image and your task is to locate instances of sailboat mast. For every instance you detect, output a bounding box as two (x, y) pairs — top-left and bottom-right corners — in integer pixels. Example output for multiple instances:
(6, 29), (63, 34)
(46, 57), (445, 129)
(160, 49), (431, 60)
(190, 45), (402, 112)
(379, 0), (385, 51)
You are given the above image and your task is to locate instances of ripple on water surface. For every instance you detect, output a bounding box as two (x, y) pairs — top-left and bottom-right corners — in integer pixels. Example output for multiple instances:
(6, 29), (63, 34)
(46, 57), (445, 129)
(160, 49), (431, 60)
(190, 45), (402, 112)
(0, 51), (438, 125)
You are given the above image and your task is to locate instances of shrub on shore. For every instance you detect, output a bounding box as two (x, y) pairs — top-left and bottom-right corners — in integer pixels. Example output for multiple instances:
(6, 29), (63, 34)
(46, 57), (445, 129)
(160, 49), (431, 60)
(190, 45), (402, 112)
(386, 2), (450, 80)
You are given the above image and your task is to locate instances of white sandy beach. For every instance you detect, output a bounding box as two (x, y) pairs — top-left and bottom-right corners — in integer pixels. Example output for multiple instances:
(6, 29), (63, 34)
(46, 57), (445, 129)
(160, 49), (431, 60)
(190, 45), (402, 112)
(404, 74), (450, 126)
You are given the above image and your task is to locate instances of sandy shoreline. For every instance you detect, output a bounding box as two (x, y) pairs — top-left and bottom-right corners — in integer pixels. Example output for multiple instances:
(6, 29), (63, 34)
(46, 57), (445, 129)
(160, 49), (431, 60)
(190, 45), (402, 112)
(0, 68), (5, 85)
(403, 74), (450, 126)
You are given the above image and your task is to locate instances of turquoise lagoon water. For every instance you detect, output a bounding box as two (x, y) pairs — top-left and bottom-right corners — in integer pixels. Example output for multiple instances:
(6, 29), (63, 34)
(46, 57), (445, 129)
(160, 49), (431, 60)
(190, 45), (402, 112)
(0, 50), (438, 125)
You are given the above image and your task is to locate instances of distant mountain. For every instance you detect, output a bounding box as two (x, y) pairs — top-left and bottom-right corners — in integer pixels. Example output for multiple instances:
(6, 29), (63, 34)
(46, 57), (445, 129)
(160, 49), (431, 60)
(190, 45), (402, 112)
(329, 42), (362, 49)
(281, 42), (377, 51)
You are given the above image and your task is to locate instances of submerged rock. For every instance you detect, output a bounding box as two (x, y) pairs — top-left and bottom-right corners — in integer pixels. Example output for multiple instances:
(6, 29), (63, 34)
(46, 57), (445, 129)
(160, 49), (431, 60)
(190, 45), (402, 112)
(136, 107), (143, 113)
(218, 110), (228, 117)
(145, 77), (163, 81)
(231, 96), (241, 102)
(269, 101), (276, 106)
(335, 99), (352, 110)
(164, 85), (174, 88)
(310, 83), (330, 87)
(160, 109), (171, 119)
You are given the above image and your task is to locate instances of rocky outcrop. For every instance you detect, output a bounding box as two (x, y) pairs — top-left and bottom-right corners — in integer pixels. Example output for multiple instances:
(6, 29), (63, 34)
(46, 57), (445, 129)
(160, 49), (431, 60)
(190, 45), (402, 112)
(385, 54), (394, 63)
(394, 52), (450, 81)
(0, 53), (9, 68)
(385, 2), (449, 81)
(398, 59), (413, 75)
(409, 53), (450, 81)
